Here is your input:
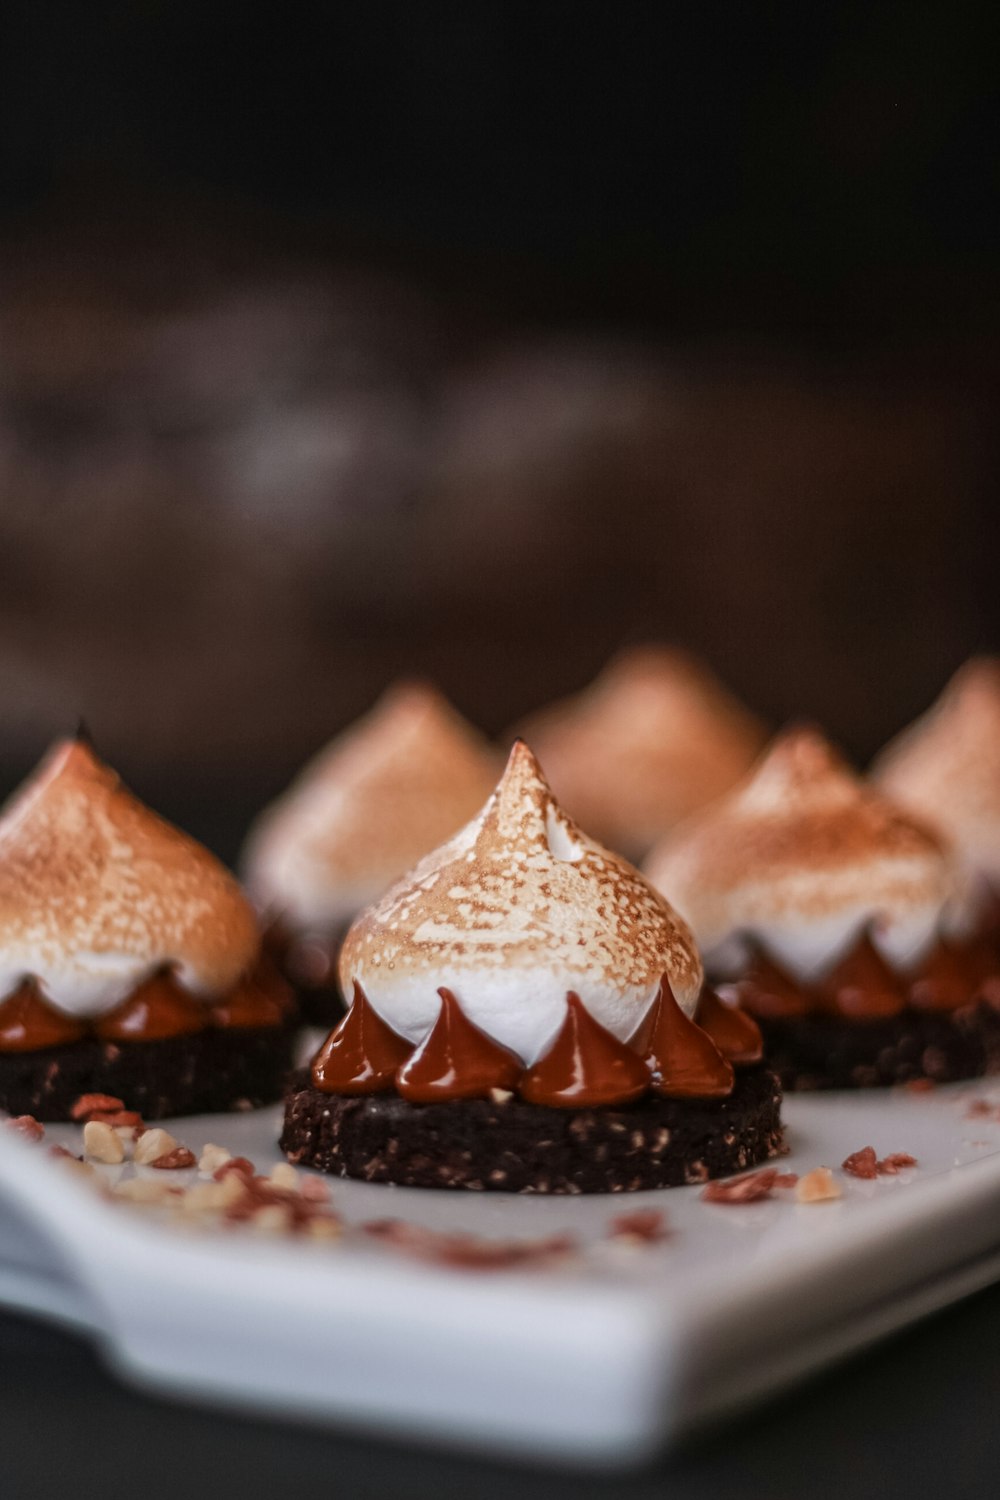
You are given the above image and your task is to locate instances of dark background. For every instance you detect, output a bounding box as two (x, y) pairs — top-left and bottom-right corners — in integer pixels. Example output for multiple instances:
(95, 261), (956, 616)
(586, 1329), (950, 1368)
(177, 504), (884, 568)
(0, 1), (997, 834)
(0, 5), (999, 1491)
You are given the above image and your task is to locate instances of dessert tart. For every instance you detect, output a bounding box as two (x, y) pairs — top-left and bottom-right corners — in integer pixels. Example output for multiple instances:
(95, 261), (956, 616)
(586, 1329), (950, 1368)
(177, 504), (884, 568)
(242, 681), (498, 1026)
(646, 727), (1000, 1091)
(281, 741), (783, 1192)
(873, 658), (1000, 951)
(516, 645), (766, 860)
(0, 736), (295, 1120)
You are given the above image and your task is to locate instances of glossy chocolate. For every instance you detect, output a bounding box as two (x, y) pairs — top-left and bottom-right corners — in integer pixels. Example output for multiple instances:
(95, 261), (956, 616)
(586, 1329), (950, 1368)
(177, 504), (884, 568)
(818, 932), (906, 1019)
(311, 981), (413, 1094)
(908, 938), (980, 1012)
(0, 983), (86, 1052)
(520, 992), (650, 1108)
(737, 942), (816, 1019)
(695, 986), (764, 1064)
(640, 977), (734, 1098)
(395, 988), (523, 1103)
(95, 972), (206, 1041)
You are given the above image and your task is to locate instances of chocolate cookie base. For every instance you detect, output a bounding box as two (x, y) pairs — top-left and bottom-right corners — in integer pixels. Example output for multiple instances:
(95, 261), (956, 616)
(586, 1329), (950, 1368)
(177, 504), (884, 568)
(280, 1065), (784, 1193)
(0, 1022), (297, 1121)
(755, 1001), (1000, 1091)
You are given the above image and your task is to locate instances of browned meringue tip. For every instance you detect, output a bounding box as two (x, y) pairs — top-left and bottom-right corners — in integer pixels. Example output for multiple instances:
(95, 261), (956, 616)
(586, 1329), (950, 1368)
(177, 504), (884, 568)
(0, 736), (260, 999)
(512, 643), (767, 853)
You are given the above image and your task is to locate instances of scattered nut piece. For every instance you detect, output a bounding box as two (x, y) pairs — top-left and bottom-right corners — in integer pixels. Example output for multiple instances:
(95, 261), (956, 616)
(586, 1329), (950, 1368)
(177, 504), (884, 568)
(701, 1169), (781, 1204)
(607, 1209), (669, 1243)
(114, 1177), (177, 1204)
(213, 1155), (255, 1182)
(488, 1088), (513, 1105)
(150, 1147), (197, 1171)
(4, 1115), (44, 1143)
(253, 1205), (292, 1234)
(306, 1215), (342, 1241)
(70, 1094), (126, 1122)
(198, 1143), (231, 1176)
(299, 1176), (330, 1204)
(133, 1128), (178, 1165)
(83, 1120), (125, 1165)
(843, 1146), (879, 1180)
(878, 1152), (918, 1175)
(796, 1167), (841, 1203)
(268, 1163), (300, 1192)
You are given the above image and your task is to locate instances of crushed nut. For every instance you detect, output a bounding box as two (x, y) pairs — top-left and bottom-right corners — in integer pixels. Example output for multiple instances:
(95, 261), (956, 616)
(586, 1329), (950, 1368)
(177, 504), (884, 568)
(253, 1205), (292, 1234)
(198, 1143), (231, 1176)
(114, 1177), (178, 1204)
(701, 1168), (782, 1204)
(607, 1209), (669, 1243)
(796, 1167), (841, 1203)
(4, 1115), (44, 1143)
(843, 1146), (879, 1179)
(213, 1156), (255, 1182)
(299, 1175), (330, 1203)
(150, 1146), (197, 1171)
(268, 1163), (300, 1192)
(488, 1088), (513, 1105)
(70, 1094), (126, 1122)
(133, 1128), (178, 1165)
(878, 1152), (918, 1175)
(83, 1120), (125, 1165)
(305, 1215), (342, 1241)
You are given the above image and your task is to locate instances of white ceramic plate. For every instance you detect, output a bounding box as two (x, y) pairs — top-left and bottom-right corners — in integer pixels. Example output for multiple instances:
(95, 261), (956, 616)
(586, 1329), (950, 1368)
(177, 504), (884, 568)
(3, 1076), (1000, 1466)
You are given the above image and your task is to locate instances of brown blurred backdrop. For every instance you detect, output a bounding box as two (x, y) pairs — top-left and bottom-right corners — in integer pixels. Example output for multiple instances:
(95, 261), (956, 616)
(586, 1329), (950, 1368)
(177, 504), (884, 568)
(0, 5), (997, 842)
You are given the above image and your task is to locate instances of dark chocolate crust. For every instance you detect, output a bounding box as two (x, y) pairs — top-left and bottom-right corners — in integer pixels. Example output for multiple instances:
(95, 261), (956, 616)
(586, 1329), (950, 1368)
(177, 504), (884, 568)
(0, 1022), (297, 1121)
(280, 1064), (784, 1193)
(754, 1001), (1000, 1091)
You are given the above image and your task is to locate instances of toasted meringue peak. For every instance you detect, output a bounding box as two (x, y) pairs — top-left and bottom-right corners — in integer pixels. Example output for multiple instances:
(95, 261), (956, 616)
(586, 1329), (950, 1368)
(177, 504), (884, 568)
(873, 658), (1000, 886)
(339, 739), (703, 1064)
(0, 738), (259, 1017)
(242, 680), (499, 930)
(516, 645), (766, 855)
(645, 725), (957, 979)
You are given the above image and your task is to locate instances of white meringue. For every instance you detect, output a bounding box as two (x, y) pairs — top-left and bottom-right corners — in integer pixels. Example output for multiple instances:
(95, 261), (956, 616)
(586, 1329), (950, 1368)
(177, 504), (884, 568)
(516, 645), (766, 856)
(0, 738), (259, 1018)
(242, 681), (499, 931)
(874, 658), (1000, 894)
(338, 740), (703, 1063)
(645, 727), (960, 980)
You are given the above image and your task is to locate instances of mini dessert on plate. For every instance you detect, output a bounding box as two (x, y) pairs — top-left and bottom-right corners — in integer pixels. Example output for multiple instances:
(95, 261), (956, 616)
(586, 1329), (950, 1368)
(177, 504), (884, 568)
(873, 658), (1000, 946)
(516, 645), (766, 859)
(242, 682), (498, 1026)
(0, 735), (294, 1120)
(281, 741), (782, 1192)
(645, 727), (1000, 1091)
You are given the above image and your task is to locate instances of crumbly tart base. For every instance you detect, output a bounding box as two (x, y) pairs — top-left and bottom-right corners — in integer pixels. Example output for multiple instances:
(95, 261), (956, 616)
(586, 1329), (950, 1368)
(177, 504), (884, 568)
(754, 1001), (1000, 1092)
(280, 1065), (784, 1193)
(0, 1022), (297, 1121)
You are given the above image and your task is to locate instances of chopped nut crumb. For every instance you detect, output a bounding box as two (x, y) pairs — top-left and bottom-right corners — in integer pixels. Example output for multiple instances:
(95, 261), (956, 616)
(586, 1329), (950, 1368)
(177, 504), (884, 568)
(268, 1163), (300, 1192)
(83, 1120), (125, 1165)
(198, 1143), (231, 1176)
(843, 1146), (879, 1179)
(796, 1167), (841, 1203)
(701, 1169), (782, 1204)
(4, 1115), (44, 1143)
(150, 1147), (197, 1171)
(488, 1088), (513, 1105)
(70, 1094), (126, 1122)
(607, 1209), (669, 1243)
(878, 1152), (918, 1175)
(114, 1177), (178, 1204)
(299, 1175), (330, 1203)
(133, 1128), (178, 1166)
(213, 1155), (255, 1182)
(305, 1215), (342, 1241)
(253, 1205), (292, 1234)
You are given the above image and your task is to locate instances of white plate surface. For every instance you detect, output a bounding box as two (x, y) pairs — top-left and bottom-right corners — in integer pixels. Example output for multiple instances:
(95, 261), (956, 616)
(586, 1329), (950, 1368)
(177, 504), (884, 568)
(3, 1076), (1000, 1465)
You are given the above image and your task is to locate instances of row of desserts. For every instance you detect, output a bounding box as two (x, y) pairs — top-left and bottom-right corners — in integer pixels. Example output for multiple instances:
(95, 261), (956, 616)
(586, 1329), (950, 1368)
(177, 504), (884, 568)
(0, 650), (995, 1194)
